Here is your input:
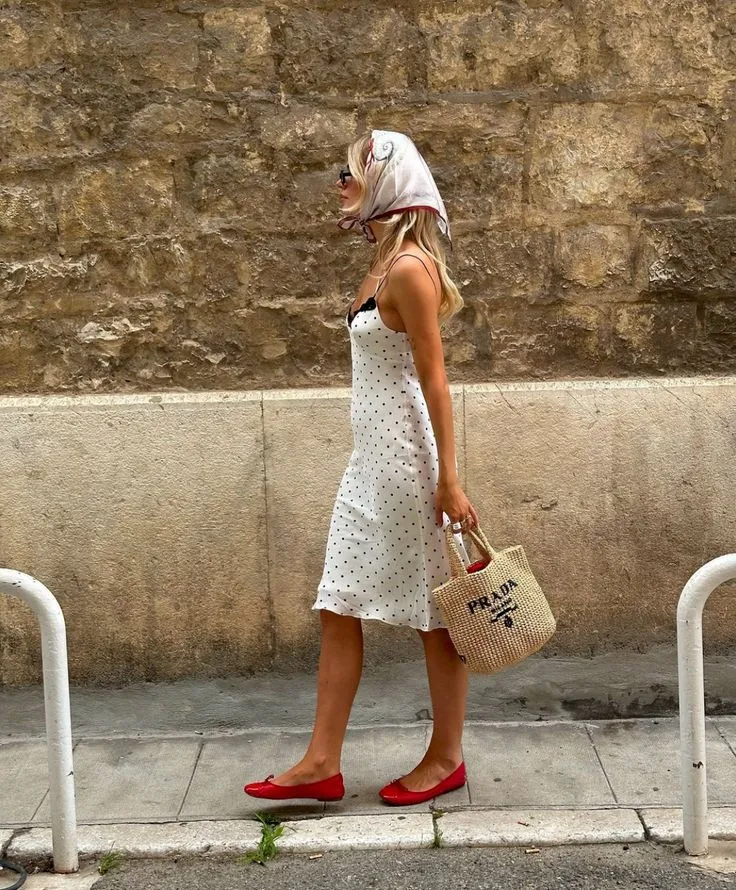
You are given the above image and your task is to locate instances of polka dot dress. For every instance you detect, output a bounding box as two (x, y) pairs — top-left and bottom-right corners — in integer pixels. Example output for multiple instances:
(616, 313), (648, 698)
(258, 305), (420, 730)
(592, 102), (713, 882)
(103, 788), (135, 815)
(312, 285), (467, 631)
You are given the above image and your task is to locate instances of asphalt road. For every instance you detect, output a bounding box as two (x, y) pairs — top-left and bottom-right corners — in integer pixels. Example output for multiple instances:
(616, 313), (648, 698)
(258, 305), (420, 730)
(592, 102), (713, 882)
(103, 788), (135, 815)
(93, 842), (735, 890)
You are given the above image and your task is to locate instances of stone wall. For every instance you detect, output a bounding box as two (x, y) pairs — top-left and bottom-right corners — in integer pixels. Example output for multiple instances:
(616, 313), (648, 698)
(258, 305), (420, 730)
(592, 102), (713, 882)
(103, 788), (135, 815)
(1, 0), (735, 394)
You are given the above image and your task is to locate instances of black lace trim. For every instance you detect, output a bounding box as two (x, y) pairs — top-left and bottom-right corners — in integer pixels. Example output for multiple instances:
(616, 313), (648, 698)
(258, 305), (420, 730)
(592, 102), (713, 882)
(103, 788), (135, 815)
(347, 294), (376, 327)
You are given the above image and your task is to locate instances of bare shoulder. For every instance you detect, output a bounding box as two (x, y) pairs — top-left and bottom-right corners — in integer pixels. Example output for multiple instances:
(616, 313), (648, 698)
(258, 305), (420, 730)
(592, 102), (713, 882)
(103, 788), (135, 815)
(387, 246), (440, 300)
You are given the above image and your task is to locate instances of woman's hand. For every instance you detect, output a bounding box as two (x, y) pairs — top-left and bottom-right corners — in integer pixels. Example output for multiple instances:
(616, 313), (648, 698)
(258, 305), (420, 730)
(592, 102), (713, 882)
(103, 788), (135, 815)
(434, 478), (479, 530)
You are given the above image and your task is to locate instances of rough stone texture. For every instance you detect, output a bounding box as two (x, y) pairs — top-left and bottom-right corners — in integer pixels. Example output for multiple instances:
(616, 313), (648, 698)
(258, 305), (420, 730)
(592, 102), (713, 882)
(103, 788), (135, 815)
(0, 1), (733, 395)
(420, 4), (583, 91)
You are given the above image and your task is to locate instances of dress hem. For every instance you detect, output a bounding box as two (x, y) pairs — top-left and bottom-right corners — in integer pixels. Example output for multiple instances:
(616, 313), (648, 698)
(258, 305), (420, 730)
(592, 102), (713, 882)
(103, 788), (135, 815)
(311, 601), (446, 633)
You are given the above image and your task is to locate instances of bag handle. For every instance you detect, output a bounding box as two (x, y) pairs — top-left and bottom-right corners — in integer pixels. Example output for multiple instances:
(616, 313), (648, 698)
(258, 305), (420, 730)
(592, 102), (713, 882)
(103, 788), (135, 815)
(444, 522), (498, 578)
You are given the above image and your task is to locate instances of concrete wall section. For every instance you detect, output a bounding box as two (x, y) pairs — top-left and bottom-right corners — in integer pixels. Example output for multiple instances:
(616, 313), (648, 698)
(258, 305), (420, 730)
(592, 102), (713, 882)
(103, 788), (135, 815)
(464, 377), (736, 654)
(0, 376), (734, 684)
(0, 392), (270, 684)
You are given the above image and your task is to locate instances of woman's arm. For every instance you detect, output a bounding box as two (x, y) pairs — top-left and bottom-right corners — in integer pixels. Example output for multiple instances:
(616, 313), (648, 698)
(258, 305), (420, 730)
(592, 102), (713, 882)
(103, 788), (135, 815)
(389, 256), (458, 483)
(388, 256), (478, 529)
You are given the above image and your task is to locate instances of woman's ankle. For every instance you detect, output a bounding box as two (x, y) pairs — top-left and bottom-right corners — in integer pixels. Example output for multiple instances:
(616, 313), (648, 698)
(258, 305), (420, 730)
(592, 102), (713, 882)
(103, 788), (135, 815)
(423, 750), (463, 770)
(302, 752), (340, 774)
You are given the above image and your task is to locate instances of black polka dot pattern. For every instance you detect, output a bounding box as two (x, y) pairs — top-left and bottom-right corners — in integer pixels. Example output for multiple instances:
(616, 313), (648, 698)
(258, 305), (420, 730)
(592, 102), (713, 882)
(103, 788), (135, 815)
(312, 300), (462, 631)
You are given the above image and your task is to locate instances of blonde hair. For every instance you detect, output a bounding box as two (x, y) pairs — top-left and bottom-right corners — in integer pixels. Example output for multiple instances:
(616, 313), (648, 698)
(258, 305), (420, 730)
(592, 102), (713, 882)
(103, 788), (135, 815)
(344, 133), (464, 325)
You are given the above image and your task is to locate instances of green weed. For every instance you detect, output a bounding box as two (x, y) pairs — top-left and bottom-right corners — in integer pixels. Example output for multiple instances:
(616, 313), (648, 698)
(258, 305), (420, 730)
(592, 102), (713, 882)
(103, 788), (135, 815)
(237, 812), (286, 866)
(432, 808), (445, 848)
(98, 850), (123, 874)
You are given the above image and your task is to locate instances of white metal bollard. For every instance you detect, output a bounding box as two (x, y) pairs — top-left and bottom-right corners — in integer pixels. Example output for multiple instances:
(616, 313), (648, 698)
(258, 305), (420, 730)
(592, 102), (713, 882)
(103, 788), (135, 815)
(0, 570), (78, 873)
(677, 554), (736, 857)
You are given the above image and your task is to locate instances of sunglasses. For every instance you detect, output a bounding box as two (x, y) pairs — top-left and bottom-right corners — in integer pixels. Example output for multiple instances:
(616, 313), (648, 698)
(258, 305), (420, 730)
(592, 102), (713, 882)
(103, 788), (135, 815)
(339, 166), (353, 187)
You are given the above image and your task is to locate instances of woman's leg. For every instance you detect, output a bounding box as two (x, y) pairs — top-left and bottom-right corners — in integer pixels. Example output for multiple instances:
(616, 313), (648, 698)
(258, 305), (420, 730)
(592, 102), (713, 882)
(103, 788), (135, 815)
(395, 627), (468, 791)
(271, 609), (364, 785)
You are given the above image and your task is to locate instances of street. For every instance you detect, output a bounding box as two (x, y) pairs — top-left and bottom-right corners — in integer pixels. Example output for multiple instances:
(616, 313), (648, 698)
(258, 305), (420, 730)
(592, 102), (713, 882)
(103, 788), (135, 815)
(93, 842), (735, 889)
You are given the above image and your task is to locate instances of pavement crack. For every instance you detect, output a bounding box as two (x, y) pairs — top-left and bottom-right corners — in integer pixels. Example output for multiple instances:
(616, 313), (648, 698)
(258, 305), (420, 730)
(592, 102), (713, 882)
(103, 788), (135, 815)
(431, 808), (445, 848)
(634, 808), (652, 841)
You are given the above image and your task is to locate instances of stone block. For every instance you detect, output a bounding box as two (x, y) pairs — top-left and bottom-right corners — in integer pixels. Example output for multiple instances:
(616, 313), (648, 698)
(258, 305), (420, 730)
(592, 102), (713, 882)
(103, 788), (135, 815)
(642, 809), (736, 844)
(531, 99), (724, 216)
(453, 229), (554, 305)
(0, 184), (57, 254)
(530, 103), (645, 213)
(554, 224), (632, 289)
(0, 1), (65, 71)
(640, 100), (723, 207)
(125, 98), (255, 156)
(276, 7), (417, 97)
(375, 101), (528, 151)
(192, 154), (281, 229)
(420, 5), (582, 92)
(256, 102), (357, 167)
(7, 822), (262, 859)
(291, 168), (345, 227)
(0, 78), (76, 161)
(611, 303), (698, 371)
(65, 7), (199, 91)
(451, 301), (614, 379)
(581, 0), (728, 88)
(0, 238), (196, 329)
(279, 814), (435, 852)
(706, 302), (736, 336)
(638, 218), (736, 297)
(201, 6), (276, 93)
(440, 808), (645, 847)
(56, 161), (175, 241)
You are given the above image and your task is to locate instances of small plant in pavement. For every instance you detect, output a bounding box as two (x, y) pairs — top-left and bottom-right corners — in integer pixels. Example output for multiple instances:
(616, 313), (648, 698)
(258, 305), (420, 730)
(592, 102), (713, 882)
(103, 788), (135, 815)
(237, 812), (286, 866)
(98, 849), (123, 874)
(432, 808), (445, 848)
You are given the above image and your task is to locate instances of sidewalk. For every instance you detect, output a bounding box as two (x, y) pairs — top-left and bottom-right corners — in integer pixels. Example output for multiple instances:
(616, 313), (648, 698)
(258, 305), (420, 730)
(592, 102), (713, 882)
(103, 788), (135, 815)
(3, 655), (736, 862)
(3, 713), (736, 861)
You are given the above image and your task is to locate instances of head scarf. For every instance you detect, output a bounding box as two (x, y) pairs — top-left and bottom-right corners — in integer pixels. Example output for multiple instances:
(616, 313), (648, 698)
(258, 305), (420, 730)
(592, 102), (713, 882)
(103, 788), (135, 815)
(337, 129), (451, 247)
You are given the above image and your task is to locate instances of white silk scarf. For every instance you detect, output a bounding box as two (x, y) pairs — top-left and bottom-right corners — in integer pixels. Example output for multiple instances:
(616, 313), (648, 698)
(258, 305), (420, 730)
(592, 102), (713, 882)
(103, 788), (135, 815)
(338, 129), (451, 246)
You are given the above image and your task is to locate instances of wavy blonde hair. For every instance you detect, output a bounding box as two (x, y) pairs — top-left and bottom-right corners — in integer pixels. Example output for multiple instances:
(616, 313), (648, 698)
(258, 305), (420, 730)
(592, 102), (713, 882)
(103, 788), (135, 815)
(343, 133), (464, 325)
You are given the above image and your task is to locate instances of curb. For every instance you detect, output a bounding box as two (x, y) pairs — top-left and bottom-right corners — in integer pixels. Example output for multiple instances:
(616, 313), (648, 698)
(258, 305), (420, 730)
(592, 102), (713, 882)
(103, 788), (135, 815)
(5, 809), (649, 861)
(6, 808), (736, 862)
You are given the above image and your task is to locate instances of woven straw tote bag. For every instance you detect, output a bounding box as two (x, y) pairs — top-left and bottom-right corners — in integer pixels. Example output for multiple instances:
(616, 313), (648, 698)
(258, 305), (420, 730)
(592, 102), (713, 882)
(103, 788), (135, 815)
(432, 522), (556, 674)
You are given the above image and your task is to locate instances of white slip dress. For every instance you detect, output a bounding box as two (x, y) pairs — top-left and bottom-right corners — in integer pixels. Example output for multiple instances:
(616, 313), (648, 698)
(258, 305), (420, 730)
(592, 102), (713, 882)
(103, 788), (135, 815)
(312, 255), (468, 631)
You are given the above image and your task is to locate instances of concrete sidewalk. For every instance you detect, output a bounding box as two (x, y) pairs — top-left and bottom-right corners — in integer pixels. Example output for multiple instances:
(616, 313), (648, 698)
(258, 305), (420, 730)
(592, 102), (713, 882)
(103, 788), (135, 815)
(3, 714), (736, 860)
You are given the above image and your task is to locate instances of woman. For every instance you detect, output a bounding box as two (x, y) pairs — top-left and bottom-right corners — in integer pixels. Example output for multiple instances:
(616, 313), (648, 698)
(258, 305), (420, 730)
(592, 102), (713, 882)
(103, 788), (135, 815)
(245, 130), (479, 806)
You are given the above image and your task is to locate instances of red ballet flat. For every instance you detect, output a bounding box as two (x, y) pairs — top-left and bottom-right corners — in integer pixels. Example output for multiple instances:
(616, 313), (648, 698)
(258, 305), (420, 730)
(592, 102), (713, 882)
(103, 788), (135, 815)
(379, 762), (466, 806)
(244, 772), (345, 802)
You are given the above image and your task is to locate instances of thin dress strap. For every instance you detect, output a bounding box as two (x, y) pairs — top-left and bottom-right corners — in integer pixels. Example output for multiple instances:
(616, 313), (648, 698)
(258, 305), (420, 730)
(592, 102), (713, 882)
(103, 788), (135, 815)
(348, 251), (438, 326)
(374, 251), (438, 300)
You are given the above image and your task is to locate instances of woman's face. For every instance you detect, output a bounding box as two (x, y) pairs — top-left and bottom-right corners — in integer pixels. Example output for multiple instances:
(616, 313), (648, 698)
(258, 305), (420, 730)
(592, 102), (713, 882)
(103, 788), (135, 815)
(337, 164), (360, 211)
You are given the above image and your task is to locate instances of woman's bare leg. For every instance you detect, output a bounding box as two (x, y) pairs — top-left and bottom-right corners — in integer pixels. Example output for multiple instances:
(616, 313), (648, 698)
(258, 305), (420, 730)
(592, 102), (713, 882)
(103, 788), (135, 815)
(271, 610), (364, 785)
(395, 627), (467, 791)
